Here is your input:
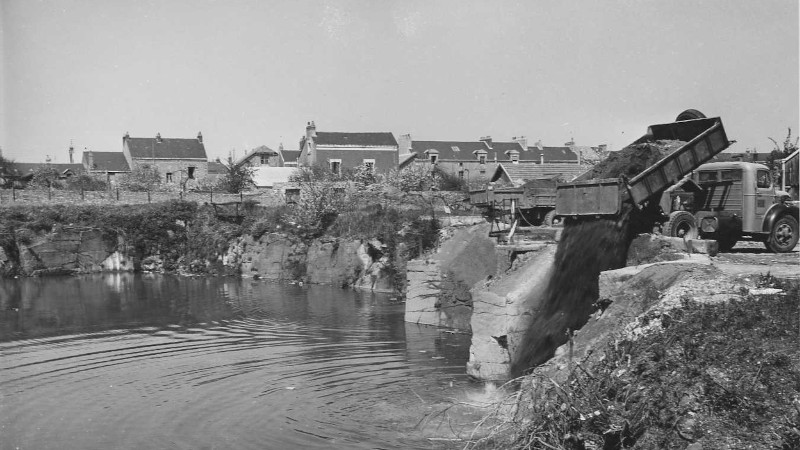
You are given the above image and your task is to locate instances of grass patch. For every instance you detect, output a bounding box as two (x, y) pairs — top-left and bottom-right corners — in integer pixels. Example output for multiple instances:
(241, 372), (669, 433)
(485, 278), (800, 449)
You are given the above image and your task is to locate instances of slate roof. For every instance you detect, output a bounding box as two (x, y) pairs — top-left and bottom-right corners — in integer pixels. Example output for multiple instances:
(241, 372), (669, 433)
(523, 146), (579, 162)
(83, 152), (130, 172)
(411, 141), (495, 160)
(126, 137), (207, 159)
(313, 132), (398, 147)
(208, 161), (227, 174)
(4, 163), (84, 176)
(280, 149), (301, 163)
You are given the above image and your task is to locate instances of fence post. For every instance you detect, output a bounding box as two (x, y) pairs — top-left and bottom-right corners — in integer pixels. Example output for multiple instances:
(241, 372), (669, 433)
(48, 181), (52, 201)
(12, 186), (15, 201)
(240, 192), (243, 202)
(147, 190), (151, 203)
(116, 188), (120, 201)
(81, 187), (85, 201)
(210, 188), (213, 204)
(180, 191), (183, 201)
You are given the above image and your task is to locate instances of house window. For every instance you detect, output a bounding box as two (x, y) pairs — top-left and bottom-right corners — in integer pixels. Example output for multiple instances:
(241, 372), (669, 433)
(363, 159), (375, 171)
(479, 155), (486, 164)
(430, 154), (438, 164)
(329, 159), (342, 175)
(451, 146), (460, 153)
(510, 154), (519, 163)
(458, 171), (464, 179)
(260, 155), (269, 165)
(166, 172), (173, 183)
(188, 167), (196, 179)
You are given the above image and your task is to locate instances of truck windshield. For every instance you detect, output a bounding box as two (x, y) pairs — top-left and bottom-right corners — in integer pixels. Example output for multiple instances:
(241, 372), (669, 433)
(756, 170), (771, 188)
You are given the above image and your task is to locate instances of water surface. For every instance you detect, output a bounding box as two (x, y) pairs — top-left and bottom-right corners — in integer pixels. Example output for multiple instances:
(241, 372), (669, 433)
(0, 274), (480, 449)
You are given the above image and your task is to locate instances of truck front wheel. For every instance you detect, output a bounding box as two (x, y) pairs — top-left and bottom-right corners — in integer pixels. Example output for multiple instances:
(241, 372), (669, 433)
(764, 215), (799, 253)
(665, 211), (698, 239)
(543, 210), (563, 227)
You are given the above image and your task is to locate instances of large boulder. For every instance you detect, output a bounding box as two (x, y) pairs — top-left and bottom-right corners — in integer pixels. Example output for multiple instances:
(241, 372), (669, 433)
(18, 227), (116, 276)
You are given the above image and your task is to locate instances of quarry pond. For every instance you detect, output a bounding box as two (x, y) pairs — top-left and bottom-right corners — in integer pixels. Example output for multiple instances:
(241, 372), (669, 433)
(0, 274), (481, 450)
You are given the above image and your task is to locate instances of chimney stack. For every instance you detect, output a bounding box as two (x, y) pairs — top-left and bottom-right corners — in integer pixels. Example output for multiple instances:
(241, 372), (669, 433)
(197, 131), (203, 143)
(306, 121), (317, 138)
(513, 135), (528, 151)
(69, 141), (74, 164)
(156, 132), (162, 143)
(123, 131), (130, 142)
(87, 149), (94, 169)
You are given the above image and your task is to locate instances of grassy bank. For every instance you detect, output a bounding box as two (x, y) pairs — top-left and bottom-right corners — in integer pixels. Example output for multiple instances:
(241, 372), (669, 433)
(476, 277), (800, 449)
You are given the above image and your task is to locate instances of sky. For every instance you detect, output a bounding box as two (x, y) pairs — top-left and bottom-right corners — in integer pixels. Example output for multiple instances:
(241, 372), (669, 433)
(1, 0), (798, 164)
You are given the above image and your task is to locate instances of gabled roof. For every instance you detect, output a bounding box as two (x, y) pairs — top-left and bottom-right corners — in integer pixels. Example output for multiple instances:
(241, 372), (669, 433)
(314, 132), (398, 147)
(280, 149), (301, 162)
(83, 152), (130, 172)
(492, 162), (588, 185)
(126, 136), (207, 159)
(399, 152), (417, 169)
(208, 161), (227, 174)
(523, 146), (578, 162)
(236, 145), (277, 166)
(3, 162), (84, 179)
(410, 140), (488, 160)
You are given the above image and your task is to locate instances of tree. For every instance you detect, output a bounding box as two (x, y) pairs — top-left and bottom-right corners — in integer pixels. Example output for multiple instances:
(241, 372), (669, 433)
(30, 166), (63, 189)
(218, 155), (255, 193)
(118, 164), (161, 191)
(767, 128), (799, 187)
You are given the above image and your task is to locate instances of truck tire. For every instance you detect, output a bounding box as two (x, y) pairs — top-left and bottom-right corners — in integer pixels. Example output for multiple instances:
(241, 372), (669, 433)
(543, 210), (563, 227)
(676, 109), (707, 121)
(664, 211), (698, 239)
(764, 215), (799, 253)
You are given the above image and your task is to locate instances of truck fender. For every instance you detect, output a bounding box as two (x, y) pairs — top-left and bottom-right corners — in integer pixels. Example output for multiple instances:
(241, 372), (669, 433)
(762, 203), (800, 233)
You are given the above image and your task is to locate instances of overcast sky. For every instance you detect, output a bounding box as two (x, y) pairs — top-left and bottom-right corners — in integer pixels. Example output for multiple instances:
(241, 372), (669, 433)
(1, 0), (798, 164)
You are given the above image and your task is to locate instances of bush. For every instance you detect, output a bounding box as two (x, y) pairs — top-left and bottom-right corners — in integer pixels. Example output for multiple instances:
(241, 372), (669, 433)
(66, 174), (108, 191)
(117, 164), (161, 191)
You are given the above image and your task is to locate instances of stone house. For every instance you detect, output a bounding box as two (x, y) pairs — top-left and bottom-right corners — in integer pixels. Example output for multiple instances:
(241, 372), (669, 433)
(298, 121), (398, 174)
(122, 132), (208, 187)
(403, 135), (599, 186)
(82, 150), (131, 185)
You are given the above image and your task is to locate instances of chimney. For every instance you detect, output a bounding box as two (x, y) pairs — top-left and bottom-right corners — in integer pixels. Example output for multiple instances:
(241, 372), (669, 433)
(540, 154), (544, 164)
(123, 131), (130, 142)
(306, 121), (317, 138)
(69, 142), (74, 164)
(197, 131), (203, 143)
(513, 135), (528, 151)
(480, 136), (492, 148)
(535, 139), (543, 151)
(156, 132), (162, 143)
(87, 149), (94, 169)
(396, 133), (413, 154)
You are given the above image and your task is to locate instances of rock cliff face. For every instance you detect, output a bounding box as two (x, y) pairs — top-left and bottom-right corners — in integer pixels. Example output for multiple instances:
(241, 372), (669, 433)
(9, 227), (134, 276)
(224, 234), (395, 292)
(404, 224), (498, 330)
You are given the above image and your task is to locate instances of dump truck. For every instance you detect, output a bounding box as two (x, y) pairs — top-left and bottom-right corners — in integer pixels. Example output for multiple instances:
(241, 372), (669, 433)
(556, 110), (799, 252)
(469, 176), (562, 233)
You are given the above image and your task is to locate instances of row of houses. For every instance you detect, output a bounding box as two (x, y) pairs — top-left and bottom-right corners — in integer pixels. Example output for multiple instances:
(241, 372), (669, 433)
(1, 121), (606, 189)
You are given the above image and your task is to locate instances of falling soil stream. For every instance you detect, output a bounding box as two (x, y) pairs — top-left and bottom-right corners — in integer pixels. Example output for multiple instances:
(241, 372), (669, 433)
(0, 274), (482, 450)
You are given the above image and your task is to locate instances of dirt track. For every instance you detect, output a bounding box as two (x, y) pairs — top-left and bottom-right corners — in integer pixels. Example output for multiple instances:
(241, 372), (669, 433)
(713, 241), (799, 280)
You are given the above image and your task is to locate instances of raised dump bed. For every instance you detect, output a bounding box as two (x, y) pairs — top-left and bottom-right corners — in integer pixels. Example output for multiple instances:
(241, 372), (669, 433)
(556, 113), (731, 218)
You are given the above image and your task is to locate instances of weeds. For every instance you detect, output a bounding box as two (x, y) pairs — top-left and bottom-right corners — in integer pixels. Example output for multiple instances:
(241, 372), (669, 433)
(483, 281), (800, 449)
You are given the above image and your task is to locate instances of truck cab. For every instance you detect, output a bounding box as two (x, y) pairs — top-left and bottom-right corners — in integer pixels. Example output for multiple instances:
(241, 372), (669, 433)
(666, 161), (799, 252)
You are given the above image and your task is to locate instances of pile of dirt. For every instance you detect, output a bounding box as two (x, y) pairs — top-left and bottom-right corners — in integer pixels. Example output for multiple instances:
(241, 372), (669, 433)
(575, 139), (686, 181)
(510, 209), (635, 376)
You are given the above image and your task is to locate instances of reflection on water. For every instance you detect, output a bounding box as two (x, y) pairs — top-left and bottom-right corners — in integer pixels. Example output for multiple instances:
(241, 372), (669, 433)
(0, 274), (481, 449)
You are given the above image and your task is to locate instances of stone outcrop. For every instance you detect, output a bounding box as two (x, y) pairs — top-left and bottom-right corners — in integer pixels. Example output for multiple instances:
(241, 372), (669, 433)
(16, 227), (124, 276)
(224, 233), (394, 291)
(404, 224), (498, 330)
(466, 243), (557, 381)
(226, 233), (307, 281)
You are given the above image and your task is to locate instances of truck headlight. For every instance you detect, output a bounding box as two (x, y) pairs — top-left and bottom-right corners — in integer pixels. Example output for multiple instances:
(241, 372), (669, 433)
(701, 217), (718, 233)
